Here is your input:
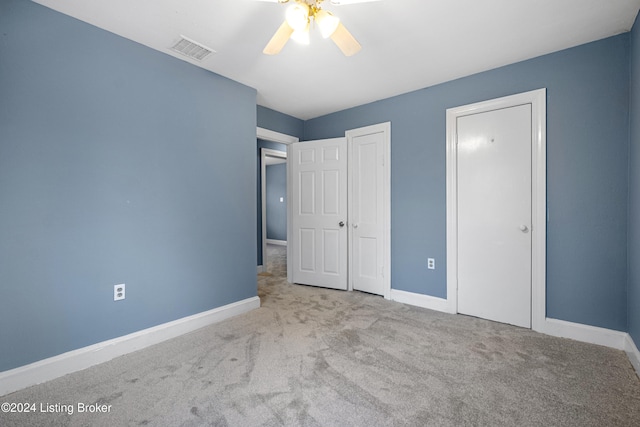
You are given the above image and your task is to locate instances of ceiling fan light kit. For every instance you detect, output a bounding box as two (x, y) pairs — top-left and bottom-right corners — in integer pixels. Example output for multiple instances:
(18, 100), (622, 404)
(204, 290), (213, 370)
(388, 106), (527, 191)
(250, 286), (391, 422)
(263, 0), (369, 56)
(291, 22), (311, 45)
(315, 10), (341, 38)
(285, 3), (310, 31)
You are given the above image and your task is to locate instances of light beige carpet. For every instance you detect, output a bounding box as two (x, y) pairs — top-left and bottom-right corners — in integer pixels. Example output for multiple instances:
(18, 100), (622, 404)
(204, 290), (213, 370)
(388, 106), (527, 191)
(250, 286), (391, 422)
(2, 245), (639, 426)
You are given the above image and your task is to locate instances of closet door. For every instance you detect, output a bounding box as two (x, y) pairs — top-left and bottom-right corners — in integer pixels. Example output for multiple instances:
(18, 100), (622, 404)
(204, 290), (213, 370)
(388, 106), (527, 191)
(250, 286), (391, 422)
(348, 125), (388, 296)
(456, 104), (533, 328)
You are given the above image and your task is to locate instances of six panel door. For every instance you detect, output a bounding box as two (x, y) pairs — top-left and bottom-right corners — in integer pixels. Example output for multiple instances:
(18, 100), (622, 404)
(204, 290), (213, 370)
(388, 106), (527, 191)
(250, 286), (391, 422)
(291, 138), (348, 290)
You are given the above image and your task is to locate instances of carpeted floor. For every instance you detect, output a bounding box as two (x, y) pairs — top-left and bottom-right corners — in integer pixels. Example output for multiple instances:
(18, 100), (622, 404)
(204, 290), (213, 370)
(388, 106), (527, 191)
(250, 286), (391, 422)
(2, 244), (640, 426)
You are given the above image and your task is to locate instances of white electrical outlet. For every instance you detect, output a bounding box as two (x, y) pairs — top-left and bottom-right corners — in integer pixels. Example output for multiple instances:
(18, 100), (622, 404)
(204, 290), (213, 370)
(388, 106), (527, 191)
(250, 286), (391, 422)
(114, 284), (125, 301)
(427, 258), (435, 270)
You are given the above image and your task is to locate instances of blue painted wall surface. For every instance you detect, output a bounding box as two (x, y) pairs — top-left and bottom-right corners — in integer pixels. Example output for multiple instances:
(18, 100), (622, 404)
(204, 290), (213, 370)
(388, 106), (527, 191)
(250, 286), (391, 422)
(258, 105), (304, 137)
(266, 163), (287, 241)
(0, 0), (257, 371)
(304, 35), (631, 331)
(629, 15), (640, 344)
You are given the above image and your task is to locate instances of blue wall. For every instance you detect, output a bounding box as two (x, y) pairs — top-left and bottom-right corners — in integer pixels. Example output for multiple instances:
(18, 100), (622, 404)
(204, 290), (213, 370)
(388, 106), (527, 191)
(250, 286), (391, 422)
(0, 0), (257, 371)
(629, 16), (640, 344)
(258, 105), (304, 138)
(266, 163), (287, 241)
(305, 35), (631, 332)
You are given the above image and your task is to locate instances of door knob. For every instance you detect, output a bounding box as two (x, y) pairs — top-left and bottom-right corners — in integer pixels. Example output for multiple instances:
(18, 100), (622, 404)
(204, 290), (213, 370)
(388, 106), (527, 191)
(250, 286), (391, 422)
(519, 225), (529, 233)
(339, 221), (345, 227)
(353, 223), (359, 229)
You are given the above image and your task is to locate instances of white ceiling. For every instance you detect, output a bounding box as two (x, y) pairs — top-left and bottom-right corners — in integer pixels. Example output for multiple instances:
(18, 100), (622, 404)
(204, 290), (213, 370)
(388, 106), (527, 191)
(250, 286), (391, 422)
(33, 0), (640, 120)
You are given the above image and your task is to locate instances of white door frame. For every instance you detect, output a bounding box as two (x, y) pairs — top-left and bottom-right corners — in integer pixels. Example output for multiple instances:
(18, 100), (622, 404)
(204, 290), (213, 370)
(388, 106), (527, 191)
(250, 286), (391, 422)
(445, 89), (546, 332)
(346, 122), (392, 299)
(258, 127), (298, 273)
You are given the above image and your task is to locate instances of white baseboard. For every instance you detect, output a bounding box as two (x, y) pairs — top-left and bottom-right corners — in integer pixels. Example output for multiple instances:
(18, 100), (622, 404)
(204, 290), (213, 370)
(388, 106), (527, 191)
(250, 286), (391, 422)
(257, 265), (264, 274)
(625, 334), (640, 375)
(541, 318), (627, 350)
(390, 289), (454, 314)
(266, 239), (287, 246)
(0, 296), (260, 397)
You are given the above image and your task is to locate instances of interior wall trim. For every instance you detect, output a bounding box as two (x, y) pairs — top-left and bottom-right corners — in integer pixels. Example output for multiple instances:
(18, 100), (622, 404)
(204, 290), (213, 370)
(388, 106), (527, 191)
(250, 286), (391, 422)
(542, 317), (627, 349)
(266, 239), (287, 246)
(257, 127), (299, 145)
(624, 334), (640, 375)
(0, 296), (260, 397)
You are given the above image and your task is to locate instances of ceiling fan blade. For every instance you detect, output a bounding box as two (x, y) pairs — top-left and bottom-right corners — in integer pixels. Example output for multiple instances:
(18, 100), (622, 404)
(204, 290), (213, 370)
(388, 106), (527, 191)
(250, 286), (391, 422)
(263, 21), (294, 55)
(330, 22), (361, 56)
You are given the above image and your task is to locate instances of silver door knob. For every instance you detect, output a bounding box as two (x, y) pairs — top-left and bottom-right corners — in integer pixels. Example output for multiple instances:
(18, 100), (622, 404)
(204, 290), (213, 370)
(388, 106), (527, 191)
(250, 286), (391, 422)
(353, 223), (359, 228)
(519, 225), (529, 233)
(339, 221), (345, 227)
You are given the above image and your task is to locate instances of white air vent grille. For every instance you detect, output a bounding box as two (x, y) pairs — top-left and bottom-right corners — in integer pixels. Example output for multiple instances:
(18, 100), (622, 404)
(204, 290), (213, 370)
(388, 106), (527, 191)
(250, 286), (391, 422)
(171, 36), (216, 61)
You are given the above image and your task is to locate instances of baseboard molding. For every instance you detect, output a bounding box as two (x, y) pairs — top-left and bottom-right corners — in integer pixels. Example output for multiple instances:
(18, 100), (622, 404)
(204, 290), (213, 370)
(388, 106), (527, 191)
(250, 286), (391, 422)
(541, 317), (627, 350)
(390, 289), (454, 314)
(257, 265), (264, 274)
(624, 334), (640, 375)
(0, 296), (260, 397)
(266, 239), (287, 246)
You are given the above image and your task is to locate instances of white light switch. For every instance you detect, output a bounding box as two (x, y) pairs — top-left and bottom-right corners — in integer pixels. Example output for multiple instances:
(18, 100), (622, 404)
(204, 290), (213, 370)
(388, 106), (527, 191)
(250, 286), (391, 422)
(279, 197), (284, 203)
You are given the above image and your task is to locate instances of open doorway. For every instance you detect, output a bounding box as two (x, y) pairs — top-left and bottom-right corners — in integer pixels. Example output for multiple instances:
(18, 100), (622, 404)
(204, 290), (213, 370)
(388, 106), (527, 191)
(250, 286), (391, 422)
(261, 148), (287, 272)
(257, 127), (298, 274)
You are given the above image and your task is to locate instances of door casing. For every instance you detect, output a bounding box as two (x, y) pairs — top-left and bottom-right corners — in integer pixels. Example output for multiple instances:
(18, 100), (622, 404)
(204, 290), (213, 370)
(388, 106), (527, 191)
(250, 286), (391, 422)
(445, 89), (546, 332)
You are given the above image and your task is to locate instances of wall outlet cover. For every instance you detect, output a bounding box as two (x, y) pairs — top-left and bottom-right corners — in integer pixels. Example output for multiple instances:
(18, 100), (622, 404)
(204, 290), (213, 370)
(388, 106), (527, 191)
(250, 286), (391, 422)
(114, 284), (126, 301)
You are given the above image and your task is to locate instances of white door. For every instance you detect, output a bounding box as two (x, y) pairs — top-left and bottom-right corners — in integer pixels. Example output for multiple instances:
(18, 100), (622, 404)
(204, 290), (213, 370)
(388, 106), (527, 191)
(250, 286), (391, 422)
(456, 104), (532, 328)
(347, 126), (387, 296)
(291, 138), (348, 290)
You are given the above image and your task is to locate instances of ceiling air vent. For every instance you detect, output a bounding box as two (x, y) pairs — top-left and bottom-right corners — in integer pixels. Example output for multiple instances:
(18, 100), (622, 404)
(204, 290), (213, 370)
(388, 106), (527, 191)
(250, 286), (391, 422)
(171, 36), (216, 61)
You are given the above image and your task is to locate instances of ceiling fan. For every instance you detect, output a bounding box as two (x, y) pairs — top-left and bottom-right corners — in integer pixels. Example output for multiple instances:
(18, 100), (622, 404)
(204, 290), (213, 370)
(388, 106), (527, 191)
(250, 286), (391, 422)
(260, 0), (380, 56)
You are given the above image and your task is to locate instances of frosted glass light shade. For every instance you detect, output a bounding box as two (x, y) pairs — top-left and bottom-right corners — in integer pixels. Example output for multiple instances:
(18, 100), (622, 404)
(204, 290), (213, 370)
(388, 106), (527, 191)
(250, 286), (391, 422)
(290, 22), (310, 45)
(286, 4), (310, 32)
(315, 10), (340, 38)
